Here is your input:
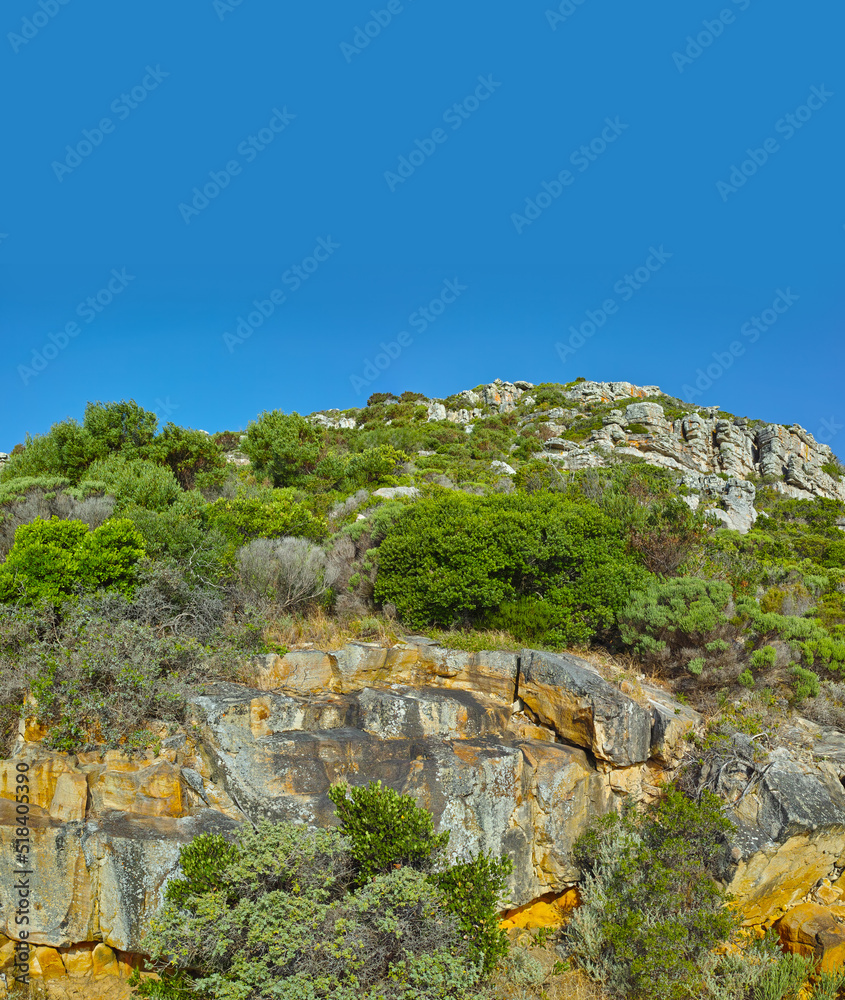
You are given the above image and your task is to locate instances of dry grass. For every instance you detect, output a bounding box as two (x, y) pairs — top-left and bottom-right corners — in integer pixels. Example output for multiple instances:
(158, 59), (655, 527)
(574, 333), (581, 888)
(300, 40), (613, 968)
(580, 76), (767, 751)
(261, 606), (402, 651)
(487, 931), (610, 1000)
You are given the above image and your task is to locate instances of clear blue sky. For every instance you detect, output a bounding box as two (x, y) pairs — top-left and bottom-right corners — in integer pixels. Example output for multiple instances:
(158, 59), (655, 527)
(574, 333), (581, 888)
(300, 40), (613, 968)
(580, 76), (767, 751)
(2, 0), (843, 451)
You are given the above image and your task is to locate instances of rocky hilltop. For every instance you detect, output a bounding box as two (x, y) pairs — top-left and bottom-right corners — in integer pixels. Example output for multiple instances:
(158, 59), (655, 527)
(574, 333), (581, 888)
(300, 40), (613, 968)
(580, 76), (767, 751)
(311, 378), (844, 534)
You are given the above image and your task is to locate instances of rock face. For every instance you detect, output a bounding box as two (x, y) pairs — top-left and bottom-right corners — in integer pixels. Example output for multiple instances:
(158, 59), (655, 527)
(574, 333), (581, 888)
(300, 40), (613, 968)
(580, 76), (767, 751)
(300, 378), (844, 513)
(9, 640), (845, 988)
(0, 640), (698, 978)
(699, 734), (845, 924)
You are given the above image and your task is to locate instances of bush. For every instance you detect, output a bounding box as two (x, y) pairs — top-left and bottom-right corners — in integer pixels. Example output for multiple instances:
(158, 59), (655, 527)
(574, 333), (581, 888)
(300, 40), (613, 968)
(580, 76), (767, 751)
(206, 489), (326, 547)
(346, 444), (409, 487)
(328, 780), (450, 881)
(618, 577), (733, 659)
(0, 516), (145, 605)
(139, 791), (509, 999)
(241, 410), (323, 486)
(236, 537), (339, 611)
(565, 787), (736, 1000)
(374, 491), (648, 637)
(792, 665), (820, 702)
(146, 423), (227, 490)
(86, 455), (181, 512)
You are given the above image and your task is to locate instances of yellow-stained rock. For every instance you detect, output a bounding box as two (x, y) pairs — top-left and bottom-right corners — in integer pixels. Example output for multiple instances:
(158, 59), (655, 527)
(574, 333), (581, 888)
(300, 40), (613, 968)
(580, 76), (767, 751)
(34, 946), (67, 979)
(21, 717), (49, 742)
(61, 943), (94, 977)
(731, 832), (845, 925)
(253, 650), (338, 694)
(50, 772), (88, 822)
(92, 943), (119, 978)
(0, 935), (16, 972)
(778, 902), (845, 971)
(501, 889), (581, 929)
(0, 755), (78, 809)
(87, 761), (187, 818)
(814, 880), (843, 906)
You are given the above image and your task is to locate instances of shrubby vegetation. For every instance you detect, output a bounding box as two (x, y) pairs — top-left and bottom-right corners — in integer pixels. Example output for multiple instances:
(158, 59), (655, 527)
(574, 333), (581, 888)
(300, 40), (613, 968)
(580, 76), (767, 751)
(136, 781), (511, 999)
(3, 387), (845, 997)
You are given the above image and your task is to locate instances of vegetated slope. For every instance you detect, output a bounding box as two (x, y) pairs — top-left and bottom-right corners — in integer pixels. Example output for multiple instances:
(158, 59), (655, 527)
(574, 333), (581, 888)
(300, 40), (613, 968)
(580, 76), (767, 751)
(0, 381), (843, 758)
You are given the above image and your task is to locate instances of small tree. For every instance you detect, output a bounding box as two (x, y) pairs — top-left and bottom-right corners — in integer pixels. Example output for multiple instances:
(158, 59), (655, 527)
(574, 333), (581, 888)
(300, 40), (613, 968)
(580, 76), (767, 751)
(241, 410), (322, 486)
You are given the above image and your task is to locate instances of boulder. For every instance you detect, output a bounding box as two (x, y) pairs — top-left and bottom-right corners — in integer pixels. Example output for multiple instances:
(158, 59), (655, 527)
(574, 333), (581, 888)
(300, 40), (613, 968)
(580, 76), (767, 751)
(518, 650), (653, 767)
(778, 902), (845, 971)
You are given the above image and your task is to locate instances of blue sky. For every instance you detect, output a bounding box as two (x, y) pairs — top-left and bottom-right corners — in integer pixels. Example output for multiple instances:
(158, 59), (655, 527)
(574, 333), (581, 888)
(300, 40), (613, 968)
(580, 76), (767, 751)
(1, 0), (843, 452)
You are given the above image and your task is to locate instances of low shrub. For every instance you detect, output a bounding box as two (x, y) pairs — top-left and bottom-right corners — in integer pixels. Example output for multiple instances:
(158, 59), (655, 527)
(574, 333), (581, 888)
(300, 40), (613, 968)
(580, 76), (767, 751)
(565, 787), (737, 1000)
(138, 783), (511, 999)
(236, 537), (339, 611)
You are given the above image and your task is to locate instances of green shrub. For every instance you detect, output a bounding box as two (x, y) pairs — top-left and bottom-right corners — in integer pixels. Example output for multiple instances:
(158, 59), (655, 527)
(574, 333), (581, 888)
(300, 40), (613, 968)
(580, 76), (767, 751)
(346, 444), (409, 487)
(0, 516), (145, 605)
(430, 852), (513, 974)
(145, 423), (227, 490)
(205, 489), (326, 547)
(328, 780), (449, 881)
(750, 645), (778, 669)
(627, 422), (648, 434)
(687, 657), (705, 676)
(374, 491), (648, 636)
(86, 455), (181, 512)
(618, 577), (732, 659)
(566, 787), (736, 1000)
(738, 669), (755, 689)
(139, 800), (505, 999)
(241, 410), (323, 486)
(791, 665), (820, 702)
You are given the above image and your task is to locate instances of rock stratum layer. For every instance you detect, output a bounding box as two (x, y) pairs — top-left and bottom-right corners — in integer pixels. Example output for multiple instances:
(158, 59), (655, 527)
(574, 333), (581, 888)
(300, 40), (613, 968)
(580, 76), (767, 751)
(4, 640), (845, 992)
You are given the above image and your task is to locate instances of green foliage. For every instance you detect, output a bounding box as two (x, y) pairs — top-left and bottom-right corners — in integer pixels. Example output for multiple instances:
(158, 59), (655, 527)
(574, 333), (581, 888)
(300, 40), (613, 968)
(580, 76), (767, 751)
(791, 665), (820, 702)
(165, 832), (239, 909)
(627, 422), (648, 434)
(821, 461), (842, 482)
(86, 455), (181, 512)
(430, 852), (513, 974)
(328, 780), (450, 881)
(752, 951), (815, 1000)
(139, 805), (502, 999)
(750, 645), (778, 669)
(83, 399), (159, 460)
(374, 491), (648, 636)
(346, 444), (409, 487)
(687, 656), (705, 676)
(241, 409), (323, 486)
(205, 488), (326, 547)
(0, 516), (145, 605)
(566, 787), (736, 1000)
(145, 423), (227, 490)
(737, 668), (755, 689)
(618, 577), (732, 658)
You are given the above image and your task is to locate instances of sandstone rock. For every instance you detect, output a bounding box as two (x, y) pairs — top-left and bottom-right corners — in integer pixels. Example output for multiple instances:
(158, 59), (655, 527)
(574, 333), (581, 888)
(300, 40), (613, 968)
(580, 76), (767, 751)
(518, 650), (652, 766)
(702, 737), (845, 922)
(778, 902), (845, 970)
(34, 946), (67, 979)
(92, 943), (119, 978)
(500, 889), (580, 929)
(61, 943), (94, 977)
(86, 761), (188, 818)
(491, 461), (516, 475)
(49, 773), (88, 823)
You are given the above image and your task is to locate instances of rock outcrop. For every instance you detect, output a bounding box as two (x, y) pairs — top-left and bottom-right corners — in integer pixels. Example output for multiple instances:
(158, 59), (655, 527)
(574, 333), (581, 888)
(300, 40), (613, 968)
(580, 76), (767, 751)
(8, 641), (845, 991)
(0, 640), (697, 991)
